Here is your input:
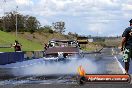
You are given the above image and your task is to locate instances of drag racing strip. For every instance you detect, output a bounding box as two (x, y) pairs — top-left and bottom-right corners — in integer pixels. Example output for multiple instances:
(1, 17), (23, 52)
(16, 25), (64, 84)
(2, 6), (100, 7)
(111, 48), (126, 74)
(112, 48), (132, 74)
(0, 48), (132, 87)
(0, 58), (46, 77)
(114, 56), (126, 74)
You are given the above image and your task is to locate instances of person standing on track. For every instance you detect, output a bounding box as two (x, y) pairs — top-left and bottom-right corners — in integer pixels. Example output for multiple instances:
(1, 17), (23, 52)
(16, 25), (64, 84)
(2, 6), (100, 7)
(121, 19), (132, 74)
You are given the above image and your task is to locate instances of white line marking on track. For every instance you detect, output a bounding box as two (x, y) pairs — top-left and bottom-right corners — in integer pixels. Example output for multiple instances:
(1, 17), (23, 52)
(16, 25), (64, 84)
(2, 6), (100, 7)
(114, 56), (126, 74)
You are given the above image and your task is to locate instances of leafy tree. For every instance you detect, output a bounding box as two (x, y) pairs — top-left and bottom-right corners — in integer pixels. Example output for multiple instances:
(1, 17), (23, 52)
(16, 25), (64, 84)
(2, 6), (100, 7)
(52, 21), (65, 34)
(25, 16), (40, 33)
(0, 18), (3, 31)
(39, 25), (54, 34)
(0, 11), (40, 32)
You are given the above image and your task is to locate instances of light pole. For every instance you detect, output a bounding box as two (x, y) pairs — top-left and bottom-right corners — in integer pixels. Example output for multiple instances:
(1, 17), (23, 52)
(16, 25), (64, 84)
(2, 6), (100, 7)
(16, 6), (18, 37)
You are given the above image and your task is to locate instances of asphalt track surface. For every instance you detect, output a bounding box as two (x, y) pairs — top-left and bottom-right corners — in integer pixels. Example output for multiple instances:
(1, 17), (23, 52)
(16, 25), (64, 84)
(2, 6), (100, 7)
(0, 48), (132, 88)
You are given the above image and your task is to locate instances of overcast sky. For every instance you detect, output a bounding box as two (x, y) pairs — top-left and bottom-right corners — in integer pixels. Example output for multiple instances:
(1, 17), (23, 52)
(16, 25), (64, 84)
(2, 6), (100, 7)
(0, 0), (132, 36)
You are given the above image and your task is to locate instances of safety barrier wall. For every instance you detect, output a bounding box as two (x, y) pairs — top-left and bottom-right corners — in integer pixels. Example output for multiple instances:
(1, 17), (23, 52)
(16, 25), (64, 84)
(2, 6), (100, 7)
(0, 51), (44, 65)
(0, 52), (24, 65)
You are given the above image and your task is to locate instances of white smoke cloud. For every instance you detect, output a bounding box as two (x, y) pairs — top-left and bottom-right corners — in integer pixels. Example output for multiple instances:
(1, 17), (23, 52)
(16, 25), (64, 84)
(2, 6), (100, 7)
(10, 58), (98, 76)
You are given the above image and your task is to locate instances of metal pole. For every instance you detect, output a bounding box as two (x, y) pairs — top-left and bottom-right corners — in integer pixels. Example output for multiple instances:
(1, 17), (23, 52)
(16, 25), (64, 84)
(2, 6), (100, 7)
(16, 6), (18, 37)
(3, 0), (6, 30)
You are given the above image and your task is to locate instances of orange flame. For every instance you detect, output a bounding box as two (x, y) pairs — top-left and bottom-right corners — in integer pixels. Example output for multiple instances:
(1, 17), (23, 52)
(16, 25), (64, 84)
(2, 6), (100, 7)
(78, 65), (86, 76)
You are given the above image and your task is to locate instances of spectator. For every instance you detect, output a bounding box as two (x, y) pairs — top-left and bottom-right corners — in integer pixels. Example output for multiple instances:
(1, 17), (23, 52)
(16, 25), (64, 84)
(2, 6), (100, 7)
(13, 40), (22, 52)
(120, 19), (132, 74)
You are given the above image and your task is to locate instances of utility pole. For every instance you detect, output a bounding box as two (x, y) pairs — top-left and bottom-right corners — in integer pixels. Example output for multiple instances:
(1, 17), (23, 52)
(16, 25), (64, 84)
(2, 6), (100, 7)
(3, 0), (6, 30)
(16, 6), (18, 37)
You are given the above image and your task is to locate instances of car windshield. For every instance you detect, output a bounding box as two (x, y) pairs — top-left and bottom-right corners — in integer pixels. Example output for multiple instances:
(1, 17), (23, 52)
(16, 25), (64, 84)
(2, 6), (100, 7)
(48, 40), (78, 47)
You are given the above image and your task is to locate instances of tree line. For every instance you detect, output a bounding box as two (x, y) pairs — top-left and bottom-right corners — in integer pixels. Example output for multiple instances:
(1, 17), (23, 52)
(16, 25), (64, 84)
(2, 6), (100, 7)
(0, 11), (66, 34)
(0, 11), (40, 33)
